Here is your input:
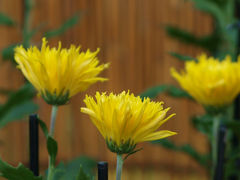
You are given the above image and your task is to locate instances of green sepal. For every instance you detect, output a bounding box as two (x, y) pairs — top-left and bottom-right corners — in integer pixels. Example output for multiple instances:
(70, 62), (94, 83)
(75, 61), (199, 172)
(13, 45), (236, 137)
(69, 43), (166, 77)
(124, 148), (143, 160)
(0, 158), (42, 180)
(106, 139), (136, 154)
(42, 90), (70, 106)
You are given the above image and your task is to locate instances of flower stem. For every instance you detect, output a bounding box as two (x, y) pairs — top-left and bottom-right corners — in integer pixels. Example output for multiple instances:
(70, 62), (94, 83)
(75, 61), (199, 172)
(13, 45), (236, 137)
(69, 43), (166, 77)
(49, 105), (58, 137)
(211, 115), (221, 179)
(47, 105), (58, 180)
(47, 159), (54, 180)
(116, 154), (124, 180)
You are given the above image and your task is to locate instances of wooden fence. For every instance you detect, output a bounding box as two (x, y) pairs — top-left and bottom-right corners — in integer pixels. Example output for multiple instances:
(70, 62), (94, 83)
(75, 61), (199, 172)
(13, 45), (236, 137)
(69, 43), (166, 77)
(0, 0), (212, 179)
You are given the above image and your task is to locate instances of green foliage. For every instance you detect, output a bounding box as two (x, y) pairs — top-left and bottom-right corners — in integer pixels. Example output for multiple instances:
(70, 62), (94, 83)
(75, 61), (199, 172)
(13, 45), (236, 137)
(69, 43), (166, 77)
(146, 0), (240, 178)
(140, 84), (192, 100)
(47, 136), (58, 165)
(38, 119), (49, 138)
(55, 157), (96, 180)
(0, 158), (42, 180)
(190, 0), (235, 28)
(44, 13), (83, 39)
(39, 119), (96, 180)
(50, 157), (96, 180)
(166, 25), (220, 53)
(191, 114), (212, 138)
(76, 165), (92, 180)
(0, 84), (38, 128)
(0, 13), (15, 26)
(2, 44), (18, 62)
(151, 139), (210, 168)
(169, 52), (196, 61)
(0, 0), (82, 129)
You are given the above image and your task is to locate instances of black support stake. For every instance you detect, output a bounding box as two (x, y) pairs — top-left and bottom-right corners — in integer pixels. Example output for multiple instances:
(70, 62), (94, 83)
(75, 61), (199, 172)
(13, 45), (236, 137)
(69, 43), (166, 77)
(98, 161), (108, 180)
(214, 124), (226, 180)
(29, 114), (39, 176)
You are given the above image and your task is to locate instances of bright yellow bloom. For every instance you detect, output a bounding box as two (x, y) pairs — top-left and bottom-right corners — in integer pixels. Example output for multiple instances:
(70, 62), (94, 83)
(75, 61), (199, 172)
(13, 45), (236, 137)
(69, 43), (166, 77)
(81, 91), (176, 154)
(14, 38), (109, 105)
(171, 54), (240, 107)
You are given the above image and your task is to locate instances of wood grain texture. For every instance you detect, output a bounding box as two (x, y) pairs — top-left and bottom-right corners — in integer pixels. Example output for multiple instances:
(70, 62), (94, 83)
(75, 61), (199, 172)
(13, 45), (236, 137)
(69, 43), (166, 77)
(0, 0), (212, 179)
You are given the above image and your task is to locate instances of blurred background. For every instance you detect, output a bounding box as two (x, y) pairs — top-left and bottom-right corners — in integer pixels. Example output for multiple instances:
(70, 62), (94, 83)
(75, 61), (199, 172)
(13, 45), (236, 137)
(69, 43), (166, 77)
(0, 0), (215, 179)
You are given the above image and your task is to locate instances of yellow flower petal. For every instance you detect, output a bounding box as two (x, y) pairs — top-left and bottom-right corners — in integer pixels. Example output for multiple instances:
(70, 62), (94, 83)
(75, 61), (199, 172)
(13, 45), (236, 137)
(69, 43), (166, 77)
(171, 53), (240, 107)
(81, 91), (176, 154)
(14, 38), (109, 105)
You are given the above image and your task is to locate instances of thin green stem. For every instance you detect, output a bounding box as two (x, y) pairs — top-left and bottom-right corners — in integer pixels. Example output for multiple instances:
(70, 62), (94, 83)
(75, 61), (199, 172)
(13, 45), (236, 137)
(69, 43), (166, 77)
(116, 154), (124, 180)
(23, 0), (33, 48)
(47, 158), (54, 180)
(49, 105), (58, 137)
(47, 105), (58, 180)
(211, 115), (221, 179)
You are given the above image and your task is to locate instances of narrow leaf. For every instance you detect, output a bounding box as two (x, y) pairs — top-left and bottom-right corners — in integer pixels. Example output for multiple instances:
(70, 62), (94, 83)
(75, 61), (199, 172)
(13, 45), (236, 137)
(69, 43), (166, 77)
(39, 119), (49, 138)
(140, 84), (192, 100)
(44, 13), (83, 38)
(151, 139), (209, 168)
(169, 52), (197, 62)
(190, 0), (225, 27)
(0, 13), (15, 26)
(165, 25), (220, 53)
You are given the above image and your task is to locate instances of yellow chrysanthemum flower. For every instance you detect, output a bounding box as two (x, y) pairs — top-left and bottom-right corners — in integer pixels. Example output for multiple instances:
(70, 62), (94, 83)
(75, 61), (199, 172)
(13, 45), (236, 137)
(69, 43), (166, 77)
(81, 91), (176, 154)
(14, 38), (109, 105)
(171, 54), (240, 108)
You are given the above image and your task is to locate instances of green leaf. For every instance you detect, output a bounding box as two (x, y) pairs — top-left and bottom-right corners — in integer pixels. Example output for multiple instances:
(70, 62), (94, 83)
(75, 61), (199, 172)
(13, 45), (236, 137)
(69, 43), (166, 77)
(169, 52), (196, 62)
(61, 156), (96, 179)
(191, 114), (213, 138)
(0, 13), (15, 26)
(0, 88), (14, 95)
(165, 25), (220, 53)
(76, 165), (91, 180)
(44, 12), (83, 38)
(2, 43), (19, 62)
(50, 156), (96, 180)
(225, 121), (240, 137)
(52, 162), (66, 180)
(47, 136), (58, 165)
(140, 84), (192, 100)
(0, 84), (38, 128)
(0, 158), (42, 180)
(24, 24), (46, 44)
(151, 139), (209, 168)
(190, 0), (226, 27)
(39, 119), (49, 138)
